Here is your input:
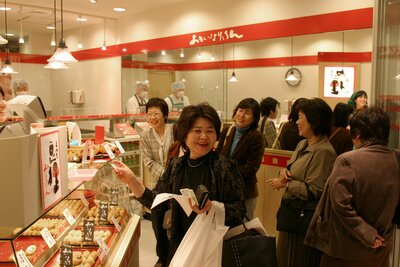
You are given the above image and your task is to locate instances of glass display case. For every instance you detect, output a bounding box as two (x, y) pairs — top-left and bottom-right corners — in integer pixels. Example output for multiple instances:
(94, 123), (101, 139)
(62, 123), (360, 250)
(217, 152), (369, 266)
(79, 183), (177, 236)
(0, 159), (140, 267)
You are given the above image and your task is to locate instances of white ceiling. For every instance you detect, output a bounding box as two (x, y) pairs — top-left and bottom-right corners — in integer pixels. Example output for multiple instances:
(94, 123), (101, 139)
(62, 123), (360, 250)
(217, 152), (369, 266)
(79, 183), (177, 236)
(0, 0), (192, 37)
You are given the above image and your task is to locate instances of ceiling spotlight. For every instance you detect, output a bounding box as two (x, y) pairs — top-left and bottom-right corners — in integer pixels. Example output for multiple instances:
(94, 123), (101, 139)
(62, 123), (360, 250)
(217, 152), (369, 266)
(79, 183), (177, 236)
(180, 48), (184, 58)
(47, 25), (55, 30)
(89, 0), (97, 3)
(76, 17), (87, 22)
(161, 50), (166, 56)
(122, 48), (127, 52)
(113, 7), (126, 12)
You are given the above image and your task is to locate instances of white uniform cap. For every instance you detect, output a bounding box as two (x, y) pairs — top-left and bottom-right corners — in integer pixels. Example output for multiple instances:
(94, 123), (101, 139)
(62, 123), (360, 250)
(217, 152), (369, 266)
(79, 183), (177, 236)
(171, 81), (185, 92)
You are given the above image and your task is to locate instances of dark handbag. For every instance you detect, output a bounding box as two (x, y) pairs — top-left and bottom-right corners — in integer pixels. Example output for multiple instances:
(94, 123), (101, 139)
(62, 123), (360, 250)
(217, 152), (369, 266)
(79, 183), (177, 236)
(276, 197), (318, 234)
(222, 219), (278, 267)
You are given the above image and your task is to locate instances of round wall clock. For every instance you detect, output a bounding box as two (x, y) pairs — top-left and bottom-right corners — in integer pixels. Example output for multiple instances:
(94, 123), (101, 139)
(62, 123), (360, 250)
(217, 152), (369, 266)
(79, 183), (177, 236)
(285, 67), (302, 87)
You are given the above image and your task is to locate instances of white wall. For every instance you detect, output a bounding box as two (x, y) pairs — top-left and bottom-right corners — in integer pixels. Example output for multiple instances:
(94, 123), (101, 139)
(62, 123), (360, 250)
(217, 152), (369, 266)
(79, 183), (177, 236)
(50, 57), (121, 116)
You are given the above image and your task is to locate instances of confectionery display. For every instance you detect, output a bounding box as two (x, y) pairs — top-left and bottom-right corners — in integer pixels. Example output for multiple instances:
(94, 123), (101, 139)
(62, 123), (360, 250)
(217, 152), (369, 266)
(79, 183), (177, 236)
(86, 205), (127, 225)
(46, 199), (84, 217)
(22, 218), (66, 236)
(50, 249), (99, 267)
(63, 228), (113, 246)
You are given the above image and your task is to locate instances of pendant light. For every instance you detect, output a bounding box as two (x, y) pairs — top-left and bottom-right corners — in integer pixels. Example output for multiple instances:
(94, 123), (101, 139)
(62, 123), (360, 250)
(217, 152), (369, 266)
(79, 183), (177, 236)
(1, 0), (17, 74)
(44, 0), (69, 69)
(179, 48), (184, 58)
(18, 6), (24, 44)
(285, 36), (299, 83)
(47, 0), (78, 63)
(101, 18), (106, 51)
(77, 15), (83, 49)
(229, 44), (238, 82)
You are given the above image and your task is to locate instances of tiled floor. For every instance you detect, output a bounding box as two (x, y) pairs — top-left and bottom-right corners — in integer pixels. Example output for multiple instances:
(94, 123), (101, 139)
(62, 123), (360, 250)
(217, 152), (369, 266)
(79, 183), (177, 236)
(139, 218), (158, 267)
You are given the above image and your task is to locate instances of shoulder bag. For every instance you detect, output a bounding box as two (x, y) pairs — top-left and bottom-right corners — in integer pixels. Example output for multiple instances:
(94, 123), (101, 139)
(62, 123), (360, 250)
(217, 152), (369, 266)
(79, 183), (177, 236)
(276, 183), (318, 234)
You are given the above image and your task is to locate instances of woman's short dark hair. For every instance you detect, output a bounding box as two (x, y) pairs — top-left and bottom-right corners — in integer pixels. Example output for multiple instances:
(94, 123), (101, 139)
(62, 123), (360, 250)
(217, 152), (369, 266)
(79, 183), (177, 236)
(350, 106), (390, 145)
(348, 90), (368, 108)
(288, 98), (307, 122)
(333, 103), (354, 128)
(146, 97), (169, 122)
(260, 97), (279, 117)
(232, 98), (260, 130)
(297, 98), (332, 136)
(176, 103), (221, 150)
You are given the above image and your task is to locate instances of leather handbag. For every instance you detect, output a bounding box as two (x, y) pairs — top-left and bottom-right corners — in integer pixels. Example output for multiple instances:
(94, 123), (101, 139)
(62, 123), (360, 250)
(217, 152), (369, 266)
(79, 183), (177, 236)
(276, 197), (318, 234)
(222, 217), (278, 267)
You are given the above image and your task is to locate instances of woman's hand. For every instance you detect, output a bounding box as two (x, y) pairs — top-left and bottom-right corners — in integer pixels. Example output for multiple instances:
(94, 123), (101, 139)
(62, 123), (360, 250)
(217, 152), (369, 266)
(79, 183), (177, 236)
(112, 160), (145, 198)
(279, 168), (292, 182)
(371, 233), (385, 249)
(267, 178), (288, 190)
(190, 199), (212, 214)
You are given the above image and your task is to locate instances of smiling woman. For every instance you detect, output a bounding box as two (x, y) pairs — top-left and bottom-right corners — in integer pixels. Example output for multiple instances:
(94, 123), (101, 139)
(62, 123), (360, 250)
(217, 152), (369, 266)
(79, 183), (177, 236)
(113, 103), (246, 266)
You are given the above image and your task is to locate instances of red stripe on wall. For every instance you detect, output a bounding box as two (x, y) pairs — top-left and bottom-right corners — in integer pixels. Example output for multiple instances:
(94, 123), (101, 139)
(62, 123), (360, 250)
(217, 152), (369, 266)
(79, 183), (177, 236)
(120, 52), (370, 70)
(2, 8), (373, 64)
(318, 52), (372, 62)
(261, 154), (291, 168)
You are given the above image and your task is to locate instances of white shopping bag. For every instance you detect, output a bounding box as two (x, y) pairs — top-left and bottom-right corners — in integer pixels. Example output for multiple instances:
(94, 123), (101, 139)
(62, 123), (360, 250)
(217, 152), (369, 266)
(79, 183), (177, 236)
(169, 201), (229, 267)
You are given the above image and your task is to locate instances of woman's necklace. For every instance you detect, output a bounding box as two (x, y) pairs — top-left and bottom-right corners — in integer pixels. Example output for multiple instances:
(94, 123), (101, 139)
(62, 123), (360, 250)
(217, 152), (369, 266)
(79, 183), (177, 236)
(187, 158), (207, 168)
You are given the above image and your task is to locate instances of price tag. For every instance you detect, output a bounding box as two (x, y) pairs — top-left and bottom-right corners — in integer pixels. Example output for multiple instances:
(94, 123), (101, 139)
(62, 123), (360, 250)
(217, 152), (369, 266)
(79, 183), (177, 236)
(114, 141), (125, 154)
(60, 245), (73, 267)
(16, 250), (33, 267)
(96, 237), (110, 261)
(40, 228), (56, 248)
(99, 202), (109, 224)
(83, 219), (95, 242)
(103, 143), (115, 159)
(63, 208), (76, 226)
(111, 215), (122, 233)
(97, 247), (107, 263)
(80, 195), (89, 207)
(110, 188), (119, 206)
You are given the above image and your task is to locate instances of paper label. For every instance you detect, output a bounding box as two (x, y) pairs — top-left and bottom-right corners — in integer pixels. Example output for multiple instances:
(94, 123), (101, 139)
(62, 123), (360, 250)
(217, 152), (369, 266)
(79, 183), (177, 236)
(114, 141), (125, 154)
(110, 188), (119, 206)
(103, 143), (115, 159)
(97, 247), (107, 263)
(60, 245), (73, 267)
(41, 227), (56, 248)
(112, 215), (122, 232)
(99, 202), (109, 223)
(96, 237), (110, 261)
(83, 219), (95, 242)
(15, 250), (33, 267)
(80, 195), (89, 207)
(63, 208), (76, 226)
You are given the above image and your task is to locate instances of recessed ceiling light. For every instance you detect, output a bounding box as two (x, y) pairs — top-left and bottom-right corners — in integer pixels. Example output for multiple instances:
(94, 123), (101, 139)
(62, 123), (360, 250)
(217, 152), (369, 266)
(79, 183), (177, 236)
(113, 7), (126, 12)
(89, 0), (97, 3)
(76, 17), (88, 22)
(0, 7), (11, 11)
(5, 33), (14, 37)
(47, 25), (55, 30)
(122, 48), (127, 52)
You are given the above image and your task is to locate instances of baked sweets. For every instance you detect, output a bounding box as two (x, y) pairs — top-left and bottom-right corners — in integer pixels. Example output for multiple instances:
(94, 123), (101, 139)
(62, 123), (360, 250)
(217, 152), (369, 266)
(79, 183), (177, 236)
(8, 245), (37, 262)
(63, 229), (112, 246)
(54, 250), (98, 267)
(86, 206), (126, 225)
(46, 199), (83, 217)
(23, 218), (65, 236)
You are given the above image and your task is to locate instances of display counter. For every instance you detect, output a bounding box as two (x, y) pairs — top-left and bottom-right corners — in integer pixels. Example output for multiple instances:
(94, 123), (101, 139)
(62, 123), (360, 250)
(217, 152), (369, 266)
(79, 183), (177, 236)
(0, 159), (141, 267)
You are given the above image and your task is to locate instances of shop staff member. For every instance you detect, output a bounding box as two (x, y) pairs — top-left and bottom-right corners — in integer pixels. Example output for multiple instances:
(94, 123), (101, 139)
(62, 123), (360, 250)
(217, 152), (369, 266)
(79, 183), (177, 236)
(12, 79), (29, 97)
(164, 81), (190, 113)
(126, 81), (149, 114)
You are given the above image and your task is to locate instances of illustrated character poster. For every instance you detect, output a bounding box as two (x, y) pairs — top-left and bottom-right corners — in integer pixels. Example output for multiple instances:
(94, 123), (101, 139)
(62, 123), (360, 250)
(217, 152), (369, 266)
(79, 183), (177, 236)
(323, 66), (355, 98)
(39, 130), (62, 211)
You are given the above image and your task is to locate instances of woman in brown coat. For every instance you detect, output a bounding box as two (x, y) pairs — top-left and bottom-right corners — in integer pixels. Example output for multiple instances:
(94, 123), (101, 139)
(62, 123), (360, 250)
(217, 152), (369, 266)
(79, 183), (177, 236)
(216, 98), (265, 219)
(305, 107), (400, 267)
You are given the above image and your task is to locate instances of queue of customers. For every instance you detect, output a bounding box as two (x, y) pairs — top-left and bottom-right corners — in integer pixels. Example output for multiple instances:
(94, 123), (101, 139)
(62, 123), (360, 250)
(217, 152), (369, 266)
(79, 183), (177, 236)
(113, 89), (399, 267)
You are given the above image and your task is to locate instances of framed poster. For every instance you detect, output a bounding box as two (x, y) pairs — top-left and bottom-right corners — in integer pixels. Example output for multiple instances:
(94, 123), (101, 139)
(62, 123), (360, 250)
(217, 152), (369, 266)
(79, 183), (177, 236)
(39, 130), (62, 211)
(323, 66), (356, 98)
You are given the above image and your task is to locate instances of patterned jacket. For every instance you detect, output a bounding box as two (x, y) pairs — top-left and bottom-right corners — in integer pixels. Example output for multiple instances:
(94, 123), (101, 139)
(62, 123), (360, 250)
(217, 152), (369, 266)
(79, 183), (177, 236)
(137, 151), (246, 260)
